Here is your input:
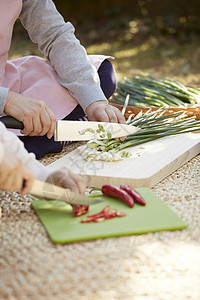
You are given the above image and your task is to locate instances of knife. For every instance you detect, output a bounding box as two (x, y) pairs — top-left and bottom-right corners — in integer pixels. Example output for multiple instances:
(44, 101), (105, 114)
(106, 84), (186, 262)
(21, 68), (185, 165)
(29, 179), (103, 205)
(0, 116), (140, 141)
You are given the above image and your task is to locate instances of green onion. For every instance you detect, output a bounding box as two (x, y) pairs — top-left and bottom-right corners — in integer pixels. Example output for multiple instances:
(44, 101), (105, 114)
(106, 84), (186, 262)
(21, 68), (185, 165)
(87, 108), (200, 154)
(78, 107), (200, 162)
(98, 124), (105, 132)
(111, 74), (200, 107)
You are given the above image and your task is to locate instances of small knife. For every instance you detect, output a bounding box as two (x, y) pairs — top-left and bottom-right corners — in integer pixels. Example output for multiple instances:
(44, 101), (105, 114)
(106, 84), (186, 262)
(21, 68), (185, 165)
(29, 179), (103, 206)
(0, 116), (140, 141)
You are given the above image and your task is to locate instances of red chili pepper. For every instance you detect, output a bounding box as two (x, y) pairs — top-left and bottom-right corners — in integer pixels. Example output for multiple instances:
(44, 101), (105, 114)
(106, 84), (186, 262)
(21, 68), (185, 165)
(81, 205), (126, 223)
(101, 184), (134, 207)
(120, 184), (146, 206)
(72, 205), (89, 217)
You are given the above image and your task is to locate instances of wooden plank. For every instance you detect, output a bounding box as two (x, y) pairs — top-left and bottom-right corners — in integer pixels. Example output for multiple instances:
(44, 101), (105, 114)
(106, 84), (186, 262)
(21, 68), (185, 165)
(48, 133), (200, 188)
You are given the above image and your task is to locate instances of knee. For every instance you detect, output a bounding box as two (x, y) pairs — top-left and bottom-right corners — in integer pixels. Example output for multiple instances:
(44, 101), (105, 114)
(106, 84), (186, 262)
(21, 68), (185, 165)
(97, 59), (117, 99)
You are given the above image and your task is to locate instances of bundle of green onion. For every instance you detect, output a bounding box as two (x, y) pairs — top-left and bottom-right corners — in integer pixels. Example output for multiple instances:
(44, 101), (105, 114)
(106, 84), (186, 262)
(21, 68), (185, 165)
(78, 109), (200, 161)
(114, 109), (200, 152)
(111, 74), (200, 107)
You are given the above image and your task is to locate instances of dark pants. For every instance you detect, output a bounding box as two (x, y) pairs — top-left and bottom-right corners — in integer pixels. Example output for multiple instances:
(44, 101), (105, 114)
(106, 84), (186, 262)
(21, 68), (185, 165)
(19, 59), (117, 158)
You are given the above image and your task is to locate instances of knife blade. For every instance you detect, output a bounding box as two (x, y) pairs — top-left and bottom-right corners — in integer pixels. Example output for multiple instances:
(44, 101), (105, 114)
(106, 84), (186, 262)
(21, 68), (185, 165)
(29, 179), (103, 205)
(0, 116), (140, 141)
(54, 120), (139, 141)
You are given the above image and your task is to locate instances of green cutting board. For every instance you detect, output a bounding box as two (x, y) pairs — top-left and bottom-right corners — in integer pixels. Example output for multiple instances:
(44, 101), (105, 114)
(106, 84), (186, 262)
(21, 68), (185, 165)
(31, 188), (187, 244)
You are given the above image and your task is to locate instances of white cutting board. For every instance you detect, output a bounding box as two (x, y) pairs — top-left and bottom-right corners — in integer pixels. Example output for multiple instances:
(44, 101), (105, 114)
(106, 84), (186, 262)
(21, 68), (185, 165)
(48, 133), (200, 188)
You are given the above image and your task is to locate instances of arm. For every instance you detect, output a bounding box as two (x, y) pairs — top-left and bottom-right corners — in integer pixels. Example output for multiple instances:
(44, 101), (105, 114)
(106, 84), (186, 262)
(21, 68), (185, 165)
(0, 122), (86, 194)
(0, 122), (51, 181)
(0, 146), (34, 195)
(0, 125), (34, 194)
(20, 0), (106, 112)
(0, 86), (9, 115)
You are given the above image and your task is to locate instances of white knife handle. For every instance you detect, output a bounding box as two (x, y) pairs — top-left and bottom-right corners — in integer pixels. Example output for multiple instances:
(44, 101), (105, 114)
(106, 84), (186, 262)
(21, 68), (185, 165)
(30, 179), (71, 202)
(29, 179), (104, 205)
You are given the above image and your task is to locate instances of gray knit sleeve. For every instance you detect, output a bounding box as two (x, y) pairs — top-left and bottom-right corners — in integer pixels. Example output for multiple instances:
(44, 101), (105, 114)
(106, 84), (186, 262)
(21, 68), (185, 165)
(0, 87), (9, 115)
(20, 0), (107, 111)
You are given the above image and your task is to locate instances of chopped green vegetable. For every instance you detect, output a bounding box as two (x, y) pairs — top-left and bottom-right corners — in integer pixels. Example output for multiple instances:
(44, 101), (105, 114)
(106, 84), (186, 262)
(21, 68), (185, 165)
(98, 124), (105, 132)
(107, 131), (112, 139)
(79, 128), (95, 135)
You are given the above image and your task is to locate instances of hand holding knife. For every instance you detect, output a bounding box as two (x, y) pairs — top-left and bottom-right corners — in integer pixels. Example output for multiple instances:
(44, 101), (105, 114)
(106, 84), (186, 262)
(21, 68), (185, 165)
(29, 179), (103, 205)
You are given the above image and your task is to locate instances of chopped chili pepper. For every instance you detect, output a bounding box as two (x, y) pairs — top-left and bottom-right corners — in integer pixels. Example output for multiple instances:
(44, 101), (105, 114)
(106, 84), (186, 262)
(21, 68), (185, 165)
(81, 205), (126, 223)
(72, 205), (89, 217)
(101, 184), (134, 207)
(120, 184), (146, 206)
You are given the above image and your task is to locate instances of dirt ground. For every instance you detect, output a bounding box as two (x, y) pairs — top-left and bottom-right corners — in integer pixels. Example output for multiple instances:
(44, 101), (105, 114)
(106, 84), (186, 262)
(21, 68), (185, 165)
(9, 20), (200, 86)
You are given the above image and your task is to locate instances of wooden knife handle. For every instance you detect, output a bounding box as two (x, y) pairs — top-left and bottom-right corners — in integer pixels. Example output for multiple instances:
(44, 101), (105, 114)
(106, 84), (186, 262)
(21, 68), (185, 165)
(30, 179), (67, 201)
(0, 116), (24, 130)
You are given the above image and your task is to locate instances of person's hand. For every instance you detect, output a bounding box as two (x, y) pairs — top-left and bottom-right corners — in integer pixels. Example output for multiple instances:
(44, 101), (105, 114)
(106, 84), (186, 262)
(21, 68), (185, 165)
(85, 100), (126, 124)
(45, 167), (86, 195)
(4, 91), (56, 139)
(0, 152), (34, 195)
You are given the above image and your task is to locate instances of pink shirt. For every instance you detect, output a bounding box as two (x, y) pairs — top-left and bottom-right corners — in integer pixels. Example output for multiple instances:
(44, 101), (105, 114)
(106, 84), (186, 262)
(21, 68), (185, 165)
(0, 0), (109, 121)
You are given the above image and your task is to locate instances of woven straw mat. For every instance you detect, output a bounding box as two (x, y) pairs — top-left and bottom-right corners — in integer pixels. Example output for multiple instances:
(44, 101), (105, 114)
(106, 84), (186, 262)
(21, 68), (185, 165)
(1, 141), (200, 300)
